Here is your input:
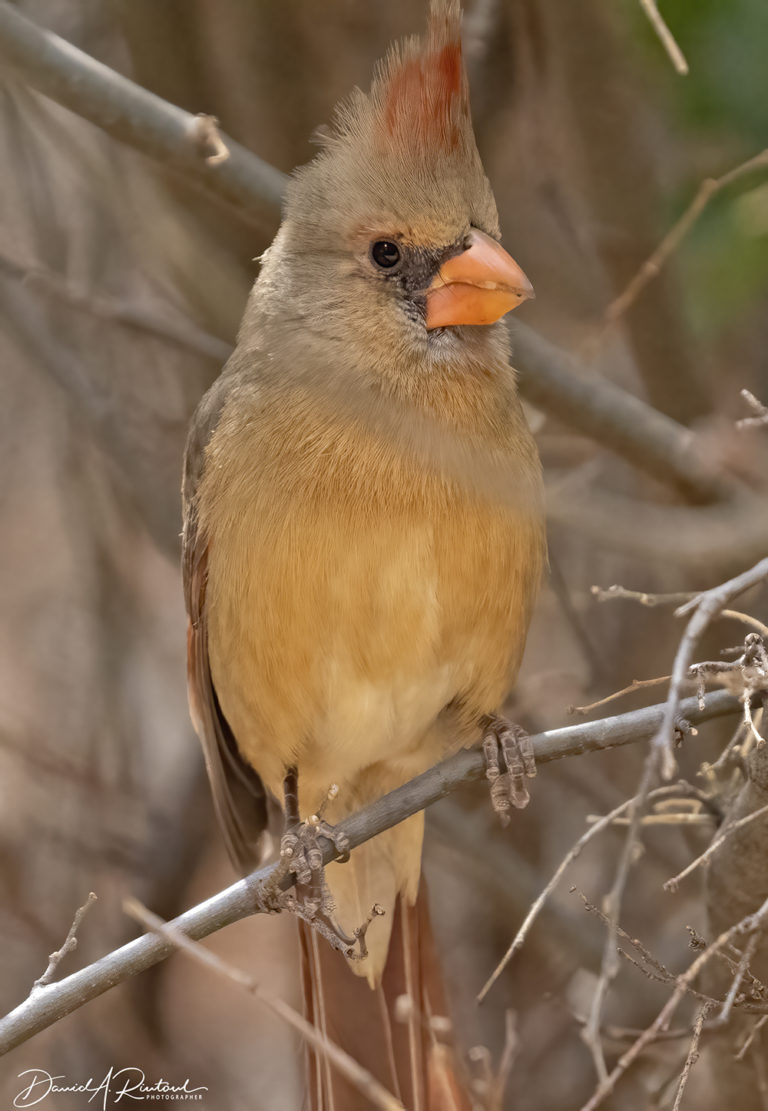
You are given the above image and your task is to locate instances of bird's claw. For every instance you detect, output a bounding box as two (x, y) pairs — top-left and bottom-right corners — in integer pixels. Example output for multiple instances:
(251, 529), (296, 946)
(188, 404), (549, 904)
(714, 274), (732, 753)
(481, 714), (536, 824)
(256, 770), (378, 958)
(279, 815), (348, 918)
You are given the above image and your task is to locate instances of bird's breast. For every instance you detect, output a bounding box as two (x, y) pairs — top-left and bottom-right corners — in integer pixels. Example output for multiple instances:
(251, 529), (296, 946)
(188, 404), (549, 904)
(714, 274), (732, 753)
(199, 397), (543, 813)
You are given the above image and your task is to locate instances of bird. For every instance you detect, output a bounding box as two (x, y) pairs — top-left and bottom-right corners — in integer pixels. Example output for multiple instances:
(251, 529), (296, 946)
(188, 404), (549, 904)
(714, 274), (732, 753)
(182, 1), (546, 1106)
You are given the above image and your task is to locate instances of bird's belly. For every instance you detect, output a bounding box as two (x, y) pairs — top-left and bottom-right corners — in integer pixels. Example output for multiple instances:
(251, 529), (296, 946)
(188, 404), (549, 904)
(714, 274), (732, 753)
(207, 498), (530, 814)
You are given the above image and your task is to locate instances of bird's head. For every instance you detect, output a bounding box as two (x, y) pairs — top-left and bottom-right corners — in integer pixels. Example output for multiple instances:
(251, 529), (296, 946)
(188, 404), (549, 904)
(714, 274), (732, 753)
(256, 0), (532, 382)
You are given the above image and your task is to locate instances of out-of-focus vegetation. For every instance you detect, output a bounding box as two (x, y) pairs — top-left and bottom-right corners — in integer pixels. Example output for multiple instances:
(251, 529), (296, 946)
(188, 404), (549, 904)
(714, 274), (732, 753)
(632, 0), (768, 338)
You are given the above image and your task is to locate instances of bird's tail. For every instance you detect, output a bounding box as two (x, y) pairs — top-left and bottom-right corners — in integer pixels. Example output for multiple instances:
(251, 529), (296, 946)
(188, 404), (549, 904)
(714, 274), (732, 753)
(299, 881), (473, 1111)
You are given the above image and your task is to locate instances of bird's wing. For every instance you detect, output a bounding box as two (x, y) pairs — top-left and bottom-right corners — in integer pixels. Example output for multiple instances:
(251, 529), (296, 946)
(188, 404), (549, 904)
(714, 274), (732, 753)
(182, 379), (268, 873)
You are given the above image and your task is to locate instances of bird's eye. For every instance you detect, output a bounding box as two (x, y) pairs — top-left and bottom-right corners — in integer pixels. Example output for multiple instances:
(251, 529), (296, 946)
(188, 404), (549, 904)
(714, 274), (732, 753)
(370, 240), (401, 270)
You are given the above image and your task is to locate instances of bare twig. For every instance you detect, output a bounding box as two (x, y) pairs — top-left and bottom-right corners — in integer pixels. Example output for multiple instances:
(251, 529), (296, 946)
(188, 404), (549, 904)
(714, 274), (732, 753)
(0, 690), (743, 1057)
(664, 802), (768, 892)
(719, 932), (761, 1026)
(570, 676), (672, 716)
(0, 248), (232, 363)
(689, 632), (768, 750)
(582, 751), (659, 1082)
(652, 558), (768, 778)
(592, 585), (695, 608)
(604, 149), (768, 324)
(491, 1011), (518, 1111)
(737, 390), (768, 431)
(637, 0), (689, 75)
(736, 1014), (768, 1061)
(592, 811), (713, 828)
(476, 783), (688, 1004)
(580, 894), (768, 1110)
(32, 893), (98, 990)
(671, 1003), (711, 1111)
(579, 896), (721, 1007)
(720, 610), (768, 639)
(123, 899), (404, 1111)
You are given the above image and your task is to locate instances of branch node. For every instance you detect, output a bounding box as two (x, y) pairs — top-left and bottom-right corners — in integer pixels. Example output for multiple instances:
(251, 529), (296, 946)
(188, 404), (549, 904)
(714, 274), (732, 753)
(191, 113), (230, 165)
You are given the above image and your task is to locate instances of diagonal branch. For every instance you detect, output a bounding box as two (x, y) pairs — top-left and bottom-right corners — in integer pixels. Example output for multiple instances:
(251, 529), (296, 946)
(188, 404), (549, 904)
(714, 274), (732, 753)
(0, 1), (287, 227)
(0, 689), (744, 1058)
(637, 0), (689, 76)
(512, 324), (728, 504)
(124, 899), (405, 1111)
(604, 149), (768, 325)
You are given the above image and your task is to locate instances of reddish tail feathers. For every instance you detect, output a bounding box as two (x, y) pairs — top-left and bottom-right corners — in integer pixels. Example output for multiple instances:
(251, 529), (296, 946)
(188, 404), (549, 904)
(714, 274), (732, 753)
(299, 883), (473, 1111)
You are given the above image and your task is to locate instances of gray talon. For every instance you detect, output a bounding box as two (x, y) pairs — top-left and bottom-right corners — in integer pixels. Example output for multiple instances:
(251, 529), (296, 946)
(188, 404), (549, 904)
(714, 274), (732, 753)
(482, 715), (536, 819)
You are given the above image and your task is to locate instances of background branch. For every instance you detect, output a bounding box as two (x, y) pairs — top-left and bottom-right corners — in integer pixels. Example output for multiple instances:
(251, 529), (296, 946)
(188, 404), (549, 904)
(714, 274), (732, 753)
(512, 324), (728, 504)
(0, 1), (287, 227)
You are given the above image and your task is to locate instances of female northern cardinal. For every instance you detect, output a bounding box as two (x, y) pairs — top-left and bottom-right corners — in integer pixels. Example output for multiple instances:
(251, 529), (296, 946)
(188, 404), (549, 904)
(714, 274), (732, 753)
(183, 1), (545, 1105)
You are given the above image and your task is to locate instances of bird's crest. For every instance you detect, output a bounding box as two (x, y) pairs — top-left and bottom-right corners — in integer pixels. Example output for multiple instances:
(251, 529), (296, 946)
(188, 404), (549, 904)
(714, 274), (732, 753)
(371, 0), (471, 156)
(372, 0), (470, 155)
(287, 0), (496, 247)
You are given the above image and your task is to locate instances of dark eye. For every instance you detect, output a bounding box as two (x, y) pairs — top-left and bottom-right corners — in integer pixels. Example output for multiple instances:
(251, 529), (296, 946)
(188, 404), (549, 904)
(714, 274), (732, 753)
(370, 240), (401, 269)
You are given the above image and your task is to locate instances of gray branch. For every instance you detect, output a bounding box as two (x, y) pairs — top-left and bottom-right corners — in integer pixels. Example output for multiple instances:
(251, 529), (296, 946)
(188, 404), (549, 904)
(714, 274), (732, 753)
(0, 1), (287, 227)
(512, 324), (727, 504)
(0, 689), (743, 1058)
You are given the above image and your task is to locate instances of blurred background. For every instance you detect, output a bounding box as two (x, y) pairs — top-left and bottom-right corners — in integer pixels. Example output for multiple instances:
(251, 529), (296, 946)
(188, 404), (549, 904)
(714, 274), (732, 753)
(0, 1), (767, 1108)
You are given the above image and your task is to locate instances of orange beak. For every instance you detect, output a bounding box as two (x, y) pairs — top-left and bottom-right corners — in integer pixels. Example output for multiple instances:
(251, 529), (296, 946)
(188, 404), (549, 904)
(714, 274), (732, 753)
(425, 228), (534, 330)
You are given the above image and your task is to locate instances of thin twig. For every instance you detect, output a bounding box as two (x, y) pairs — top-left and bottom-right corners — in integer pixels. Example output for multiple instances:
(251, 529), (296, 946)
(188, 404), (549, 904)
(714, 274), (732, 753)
(578, 896), (723, 1008)
(671, 1003), (711, 1111)
(719, 932), (761, 1025)
(592, 585), (696, 607)
(32, 893), (97, 990)
(582, 751), (660, 1082)
(664, 802), (768, 892)
(604, 149), (768, 323)
(123, 899), (404, 1111)
(476, 783), (686, 1004)
(721, 610), (768, 639)
(736, 1014), (768, 1061)
(591, 811), (713, 828)
(570, 676), (672, 716)
(652, 558), (768, 778)
(580, 893), (768, 1110)
(737, 390), (768, 431)
(0, 690), (743, 1057)
(637, 0), (688, 75)
(0, 247), (233, 363)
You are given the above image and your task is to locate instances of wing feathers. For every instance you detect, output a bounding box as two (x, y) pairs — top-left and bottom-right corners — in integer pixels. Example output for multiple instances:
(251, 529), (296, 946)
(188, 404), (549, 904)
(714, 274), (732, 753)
(183, 499), (267, 873)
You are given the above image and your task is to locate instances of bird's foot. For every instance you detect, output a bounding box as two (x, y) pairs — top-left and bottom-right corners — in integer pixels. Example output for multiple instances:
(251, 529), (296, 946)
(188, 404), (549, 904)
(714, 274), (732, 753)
(257, 770), (377, 958)
(279, 803), (350, 917)
(481, 713), (536, 825)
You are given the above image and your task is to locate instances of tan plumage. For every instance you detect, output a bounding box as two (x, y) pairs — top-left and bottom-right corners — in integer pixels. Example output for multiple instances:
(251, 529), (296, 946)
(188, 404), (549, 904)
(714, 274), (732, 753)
(183, 0), (545, 1104)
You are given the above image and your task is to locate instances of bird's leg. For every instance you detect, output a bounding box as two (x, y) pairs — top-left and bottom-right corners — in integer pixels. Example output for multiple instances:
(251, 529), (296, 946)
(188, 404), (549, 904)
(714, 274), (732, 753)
(256, 768), (375, 958)
(280, 774), (351, 892)
(480, 714), (537, 824)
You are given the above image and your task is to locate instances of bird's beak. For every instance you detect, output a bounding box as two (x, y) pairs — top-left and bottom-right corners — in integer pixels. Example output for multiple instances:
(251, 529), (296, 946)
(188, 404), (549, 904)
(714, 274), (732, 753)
(425, 228), (534, 330)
